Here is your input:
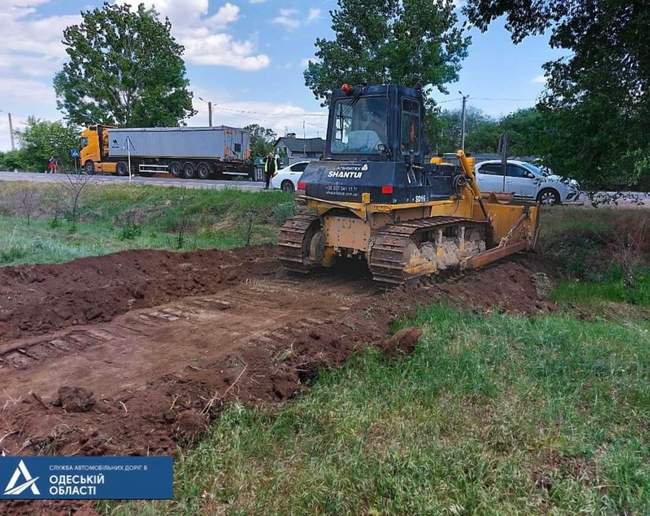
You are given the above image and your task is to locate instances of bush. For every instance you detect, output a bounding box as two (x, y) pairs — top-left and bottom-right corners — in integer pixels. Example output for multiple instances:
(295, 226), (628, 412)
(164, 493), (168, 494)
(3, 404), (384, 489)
(272, 202), (296, 226)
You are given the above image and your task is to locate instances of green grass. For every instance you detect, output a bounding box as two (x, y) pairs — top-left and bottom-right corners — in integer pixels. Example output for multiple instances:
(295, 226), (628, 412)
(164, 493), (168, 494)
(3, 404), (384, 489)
(0, 184), (294, 265)
(552, 268), (650, 308)
(111, 305), (650, 515)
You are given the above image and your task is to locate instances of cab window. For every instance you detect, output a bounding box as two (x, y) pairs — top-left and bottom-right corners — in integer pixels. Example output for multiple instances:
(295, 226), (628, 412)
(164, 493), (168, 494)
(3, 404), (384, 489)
(80, 137), (89, 149)
(507, 164), (530, 178)
(478, 163), (503, 175)
(401, 99), (420, 154)
(290, 162), (308, 172)
(331, 97), (388, 154)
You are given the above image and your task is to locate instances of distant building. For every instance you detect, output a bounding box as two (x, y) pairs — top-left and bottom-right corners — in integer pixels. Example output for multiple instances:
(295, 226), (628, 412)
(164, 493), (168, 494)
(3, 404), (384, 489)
(274, 133), (325, 165)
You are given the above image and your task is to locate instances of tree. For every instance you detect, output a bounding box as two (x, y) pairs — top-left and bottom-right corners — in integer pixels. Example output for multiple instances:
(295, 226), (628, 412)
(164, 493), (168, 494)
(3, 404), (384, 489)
(430, 107), (500, 154)
(16, 118), (80, 171)
(499, 108), (548, 157)
(54, 2), (195, 128)
(464, 0), (650, 189)
(304, 0), (469, 107)
(244, 124), (277, 159)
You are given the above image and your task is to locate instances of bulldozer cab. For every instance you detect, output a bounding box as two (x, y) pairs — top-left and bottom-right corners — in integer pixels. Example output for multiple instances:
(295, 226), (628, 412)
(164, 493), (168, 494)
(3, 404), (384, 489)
(301, 84), (458, 204)
(327, 84), (423, 161)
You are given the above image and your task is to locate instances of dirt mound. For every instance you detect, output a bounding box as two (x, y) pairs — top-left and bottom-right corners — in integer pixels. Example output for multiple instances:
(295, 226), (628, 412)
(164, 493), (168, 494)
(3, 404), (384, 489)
(0, 246), (276, 342)
(53, 386), (96, 412)
(380, 327), (423, 356)
(421, 258), (556, 314)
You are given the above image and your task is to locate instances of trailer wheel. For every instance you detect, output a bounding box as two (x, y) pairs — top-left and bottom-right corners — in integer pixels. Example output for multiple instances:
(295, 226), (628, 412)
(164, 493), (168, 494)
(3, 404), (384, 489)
(84, 160), (95, 175)
(169, 161), (183, 177)
(183, 162), (196, 179)
(116, 161), (129, 176)
(197, 162), (212, 180)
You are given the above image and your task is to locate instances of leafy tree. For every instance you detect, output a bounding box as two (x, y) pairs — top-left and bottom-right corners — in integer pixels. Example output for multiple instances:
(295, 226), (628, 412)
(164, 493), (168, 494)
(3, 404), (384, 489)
(54, 2), (195, 128)
(244, 124), (277, 159)
(464, 0), (650, 189)
(304, 0), (469, 106)
(0, 150), (32, 172)
(16, 118), (80, 171)
(430, 107), (500, 154)
(430, 105), (553, 157)
(499, 108), (549, 157)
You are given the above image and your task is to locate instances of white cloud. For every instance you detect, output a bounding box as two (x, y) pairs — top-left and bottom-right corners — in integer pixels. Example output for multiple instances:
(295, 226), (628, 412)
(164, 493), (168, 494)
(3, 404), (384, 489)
(0, 1), (80, 75)
(532, 75), (547, 84)
(120, 0), (269, 71)
(0, 77), (55, 103)
(272, 8), (300, 30)
(183, 33), (270, 70)
(190, 89), (327, 137)
(206, 2), (240, 28)
(306, 8), (321, 23)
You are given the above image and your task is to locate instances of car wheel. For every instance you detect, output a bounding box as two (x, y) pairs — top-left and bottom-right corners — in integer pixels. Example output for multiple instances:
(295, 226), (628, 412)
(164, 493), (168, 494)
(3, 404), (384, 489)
(169, 161), (183, 177)
(183, 162), (196, 179)
(281, 180), (295, 193)
(537, 188), (560, 205)
(197, 162), (212, 180)
(84, 160), (95, 175)
(116, 161), (129, 176)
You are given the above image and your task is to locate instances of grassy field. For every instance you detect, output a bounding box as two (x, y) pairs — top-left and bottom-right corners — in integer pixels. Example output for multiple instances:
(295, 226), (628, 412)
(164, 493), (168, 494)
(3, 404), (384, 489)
(113, 303), (650, 515)
(0, 182), (294, 265)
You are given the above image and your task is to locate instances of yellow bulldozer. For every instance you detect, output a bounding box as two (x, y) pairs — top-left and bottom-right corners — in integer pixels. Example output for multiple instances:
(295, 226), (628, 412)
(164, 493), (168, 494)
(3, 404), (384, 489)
(279, 84), (539, 284)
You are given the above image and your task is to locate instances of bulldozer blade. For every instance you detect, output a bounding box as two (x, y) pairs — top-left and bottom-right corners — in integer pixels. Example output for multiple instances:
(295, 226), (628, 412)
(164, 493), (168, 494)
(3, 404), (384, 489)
(461, 240), (529, 270)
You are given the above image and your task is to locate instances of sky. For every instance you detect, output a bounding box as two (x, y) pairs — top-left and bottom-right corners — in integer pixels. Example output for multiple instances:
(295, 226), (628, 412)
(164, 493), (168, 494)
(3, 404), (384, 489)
(0, 0), (564, 151)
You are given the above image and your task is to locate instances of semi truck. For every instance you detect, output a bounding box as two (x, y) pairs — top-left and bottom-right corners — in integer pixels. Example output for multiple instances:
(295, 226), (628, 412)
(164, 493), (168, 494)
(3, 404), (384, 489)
(79, 125), (253, 179)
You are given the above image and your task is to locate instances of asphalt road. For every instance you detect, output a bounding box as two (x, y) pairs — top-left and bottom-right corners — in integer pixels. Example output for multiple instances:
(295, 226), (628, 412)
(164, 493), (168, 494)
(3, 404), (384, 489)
(1, 170), (647, 206)
(0, 170), (266, 191)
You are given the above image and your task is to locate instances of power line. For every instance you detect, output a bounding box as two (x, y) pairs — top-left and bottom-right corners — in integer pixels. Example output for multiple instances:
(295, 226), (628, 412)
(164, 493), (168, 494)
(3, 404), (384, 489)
(211, 104), (327, 118)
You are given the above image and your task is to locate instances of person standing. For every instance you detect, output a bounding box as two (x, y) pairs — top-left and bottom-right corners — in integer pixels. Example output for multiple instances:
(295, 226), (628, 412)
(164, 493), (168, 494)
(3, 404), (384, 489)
(47, 156), (58, 174)
(264, 152), (279, 189)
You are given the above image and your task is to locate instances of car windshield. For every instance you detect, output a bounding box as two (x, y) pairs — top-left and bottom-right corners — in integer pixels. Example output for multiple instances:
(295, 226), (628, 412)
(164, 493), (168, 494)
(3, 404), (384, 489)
(331, 97), (388, 155)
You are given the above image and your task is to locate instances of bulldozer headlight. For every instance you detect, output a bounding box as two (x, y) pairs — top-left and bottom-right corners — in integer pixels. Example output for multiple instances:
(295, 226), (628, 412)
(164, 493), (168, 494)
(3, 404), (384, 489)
(381, 185), (394, 194)
(297, 181), (306, 190)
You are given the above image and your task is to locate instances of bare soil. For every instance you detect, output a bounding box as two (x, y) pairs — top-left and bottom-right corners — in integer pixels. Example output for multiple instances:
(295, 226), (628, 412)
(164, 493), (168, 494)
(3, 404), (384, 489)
(0, 247), (554, 515)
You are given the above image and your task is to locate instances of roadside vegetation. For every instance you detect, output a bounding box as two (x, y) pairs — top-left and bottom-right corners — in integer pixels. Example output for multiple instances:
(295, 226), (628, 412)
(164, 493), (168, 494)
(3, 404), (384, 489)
(0, 182), (294, 265)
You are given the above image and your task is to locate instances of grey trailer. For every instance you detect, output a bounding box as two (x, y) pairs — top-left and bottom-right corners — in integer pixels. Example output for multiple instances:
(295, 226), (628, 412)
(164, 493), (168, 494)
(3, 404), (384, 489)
(105, 126), (252, 180)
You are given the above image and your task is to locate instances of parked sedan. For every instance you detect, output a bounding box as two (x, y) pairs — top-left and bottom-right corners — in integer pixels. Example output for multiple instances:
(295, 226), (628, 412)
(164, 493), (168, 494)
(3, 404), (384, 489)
(270, 161), (310, 192)
(475, 160), (581, 205)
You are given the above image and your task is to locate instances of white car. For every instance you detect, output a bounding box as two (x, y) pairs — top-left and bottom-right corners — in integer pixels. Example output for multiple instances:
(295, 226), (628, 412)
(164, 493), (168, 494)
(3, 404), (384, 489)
(475, 160), (581, 205)
(271, 161), (310, 192)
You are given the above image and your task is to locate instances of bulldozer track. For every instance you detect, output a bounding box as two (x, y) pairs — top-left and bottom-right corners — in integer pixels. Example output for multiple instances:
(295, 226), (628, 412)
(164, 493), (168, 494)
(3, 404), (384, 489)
(278, 214), (320, 274)
(0, 277), (367, 401)
(369, 216), (489, 284)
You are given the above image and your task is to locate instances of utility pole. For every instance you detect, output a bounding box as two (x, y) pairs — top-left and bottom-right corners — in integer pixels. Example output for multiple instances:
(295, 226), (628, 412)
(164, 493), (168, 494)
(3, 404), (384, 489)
(198, 97), (214, 127)
(7, 112), (15, 151)
(459, 91), (469, 151)
(303, 120), (306, 157)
